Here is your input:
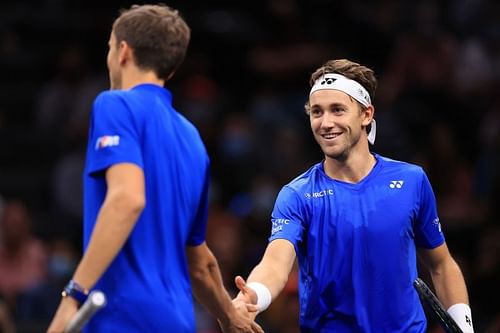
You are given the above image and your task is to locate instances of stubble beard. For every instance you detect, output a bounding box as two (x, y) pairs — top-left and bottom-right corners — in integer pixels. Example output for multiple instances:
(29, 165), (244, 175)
(324, 144), (349, 162)
(321, 132), (360, 162)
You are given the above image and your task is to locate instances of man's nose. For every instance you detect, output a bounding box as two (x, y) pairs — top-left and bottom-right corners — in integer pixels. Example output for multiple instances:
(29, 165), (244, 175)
(321, 111), (336, 128)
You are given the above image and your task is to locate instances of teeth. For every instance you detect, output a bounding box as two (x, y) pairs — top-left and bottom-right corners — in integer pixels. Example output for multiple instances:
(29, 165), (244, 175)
(323, 133), (341, 139)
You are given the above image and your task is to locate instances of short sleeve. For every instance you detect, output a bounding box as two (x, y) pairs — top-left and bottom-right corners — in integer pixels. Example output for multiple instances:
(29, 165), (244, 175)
(186, 166), (210, 246)
(269, 186), (307, 251)
(414, 170), (445, 249)
(86, 92), (143, 176)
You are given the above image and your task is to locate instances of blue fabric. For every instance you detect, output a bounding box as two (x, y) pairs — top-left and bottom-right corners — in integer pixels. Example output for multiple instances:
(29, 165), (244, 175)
(269, 154), (444, 332)
(83, 84), (210, 332)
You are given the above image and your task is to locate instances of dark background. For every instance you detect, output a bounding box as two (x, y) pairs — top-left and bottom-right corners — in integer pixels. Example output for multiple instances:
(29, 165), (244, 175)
(0, 0), (499, 332)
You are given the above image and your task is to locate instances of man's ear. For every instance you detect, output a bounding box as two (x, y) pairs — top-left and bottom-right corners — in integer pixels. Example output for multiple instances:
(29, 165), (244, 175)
(118, 41), (132, 66)
(362, 105), (375, 127)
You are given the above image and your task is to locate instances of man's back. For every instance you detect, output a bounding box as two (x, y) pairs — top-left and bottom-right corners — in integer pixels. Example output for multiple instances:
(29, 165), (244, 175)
(83, 84), (209, 332)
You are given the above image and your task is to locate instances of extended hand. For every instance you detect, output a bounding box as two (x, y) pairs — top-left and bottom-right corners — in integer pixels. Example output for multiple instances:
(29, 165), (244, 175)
(216, 275), (264, 332)
(218, 300), (264, 333)
(234, 276), (259, 309)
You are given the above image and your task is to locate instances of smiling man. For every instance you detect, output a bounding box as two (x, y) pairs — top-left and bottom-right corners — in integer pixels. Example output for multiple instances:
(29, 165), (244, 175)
(233, 59), (474, 333)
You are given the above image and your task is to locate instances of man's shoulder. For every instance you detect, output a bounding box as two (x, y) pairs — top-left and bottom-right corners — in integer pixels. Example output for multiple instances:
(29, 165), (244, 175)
(95, 89), (133, 103)
(376, 154), (424, 176)
(93, 89), (147, 120)
(93, 90), (129, 111)
(284, 162), (323, 191)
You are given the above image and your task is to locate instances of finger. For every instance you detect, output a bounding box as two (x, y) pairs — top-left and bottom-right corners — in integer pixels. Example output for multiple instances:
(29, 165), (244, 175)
(235, 275), (247, 293)
(245, 303), (259, 313)
(251, 321), (265, 333)
(231, 298), (248, 311)
(235, 276), (256, 300)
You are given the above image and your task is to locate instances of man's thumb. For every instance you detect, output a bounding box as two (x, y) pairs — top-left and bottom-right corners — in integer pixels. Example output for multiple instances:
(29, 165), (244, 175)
(234, 275), (248, 293)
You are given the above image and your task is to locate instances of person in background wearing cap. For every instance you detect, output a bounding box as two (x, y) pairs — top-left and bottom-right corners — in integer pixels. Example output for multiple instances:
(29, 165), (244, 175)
(232, 59), (474, 332)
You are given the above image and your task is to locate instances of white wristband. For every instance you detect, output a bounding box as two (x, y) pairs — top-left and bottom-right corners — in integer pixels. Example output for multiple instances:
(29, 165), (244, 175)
(246, 282), (272, 313)
(447, 303), (474, 333)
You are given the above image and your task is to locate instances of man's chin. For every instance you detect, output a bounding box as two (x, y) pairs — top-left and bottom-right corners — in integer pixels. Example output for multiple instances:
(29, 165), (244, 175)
(323, 147), (348, 161)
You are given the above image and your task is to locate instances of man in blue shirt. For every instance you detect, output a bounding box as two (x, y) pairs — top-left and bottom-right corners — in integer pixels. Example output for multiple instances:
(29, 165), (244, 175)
(47, 4), (262, 333)
(233, 59), (474, 332)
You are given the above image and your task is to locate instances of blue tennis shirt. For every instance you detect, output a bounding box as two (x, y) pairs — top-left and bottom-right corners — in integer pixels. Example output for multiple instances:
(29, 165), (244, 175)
(83, 84), (210, 332)
(269, 154), (444, 332)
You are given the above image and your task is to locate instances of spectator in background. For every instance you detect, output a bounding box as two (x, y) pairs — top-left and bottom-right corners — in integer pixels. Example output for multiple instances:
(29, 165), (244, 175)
(471, 225), (500, 332)
(16, 237), (79, 330)
(34, 44), (106, 145)
(0, 300), (15, 333)
(0, 199), (48, 312)
(33, 45), (107, 240)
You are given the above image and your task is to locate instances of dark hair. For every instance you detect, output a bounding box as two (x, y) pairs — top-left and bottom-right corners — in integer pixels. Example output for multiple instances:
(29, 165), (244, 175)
(112, 4), (190, 80)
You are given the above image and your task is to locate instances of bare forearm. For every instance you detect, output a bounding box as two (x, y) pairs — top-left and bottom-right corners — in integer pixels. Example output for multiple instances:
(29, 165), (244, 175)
(189, 249), (233, 322)
(430, 260), (469, 309)
(246, 262), (290, 301)
(191, 263), (233, 320)
(188, 244), (265, 332)
(245, 239), (296, 301)
(419, 244), (474, 332)
(72, 195), (143, 289)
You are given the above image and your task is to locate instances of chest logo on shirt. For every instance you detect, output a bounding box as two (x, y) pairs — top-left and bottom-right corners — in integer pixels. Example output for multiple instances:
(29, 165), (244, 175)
(304, 189), (334, 199)
(95, 135), (120, 150)
(389, 180), (404, 189)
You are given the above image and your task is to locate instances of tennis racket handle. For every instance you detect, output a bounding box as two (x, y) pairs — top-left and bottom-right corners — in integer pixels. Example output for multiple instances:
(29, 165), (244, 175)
(64, 290), (107, 333)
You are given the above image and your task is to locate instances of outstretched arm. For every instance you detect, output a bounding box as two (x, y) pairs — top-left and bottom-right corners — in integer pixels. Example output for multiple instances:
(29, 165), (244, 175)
(234, 239), (296, 315)
(419, 242), (474, 332)
(187, 242), (263, 333)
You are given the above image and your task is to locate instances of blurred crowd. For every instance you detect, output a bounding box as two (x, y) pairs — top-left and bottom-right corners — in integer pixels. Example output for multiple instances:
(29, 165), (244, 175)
(0, 0), (499, 332)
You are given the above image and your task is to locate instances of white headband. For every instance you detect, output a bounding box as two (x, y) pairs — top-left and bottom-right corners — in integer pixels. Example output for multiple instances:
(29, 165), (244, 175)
(309, 73), (376, 144)
(309, 73), (371, 106)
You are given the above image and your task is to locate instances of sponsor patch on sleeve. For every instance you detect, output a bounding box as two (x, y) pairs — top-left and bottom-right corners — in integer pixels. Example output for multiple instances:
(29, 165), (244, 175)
(95, 135), (120, 150)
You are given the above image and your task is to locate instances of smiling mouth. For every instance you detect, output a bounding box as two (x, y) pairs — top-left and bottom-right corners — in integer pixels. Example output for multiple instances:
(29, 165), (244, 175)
(322, 133), (342, 140)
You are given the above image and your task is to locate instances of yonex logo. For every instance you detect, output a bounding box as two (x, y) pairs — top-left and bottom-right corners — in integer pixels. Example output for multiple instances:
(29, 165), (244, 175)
(320, 78), (337, 85)
(389, 180), (404, 189)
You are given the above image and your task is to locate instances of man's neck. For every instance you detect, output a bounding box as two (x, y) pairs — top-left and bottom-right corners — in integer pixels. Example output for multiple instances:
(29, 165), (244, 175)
(121, 68), (165, 90)
(323, 144), (376, 184)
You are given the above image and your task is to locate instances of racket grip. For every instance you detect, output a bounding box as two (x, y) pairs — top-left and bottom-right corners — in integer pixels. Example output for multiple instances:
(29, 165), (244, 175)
(64, 290), (107, 333)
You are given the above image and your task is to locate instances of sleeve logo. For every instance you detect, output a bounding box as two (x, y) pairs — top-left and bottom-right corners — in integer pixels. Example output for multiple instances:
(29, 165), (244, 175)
(95, 135), (120, 150)
(433, 217), (442, 233)
(271, 218), (290, 235)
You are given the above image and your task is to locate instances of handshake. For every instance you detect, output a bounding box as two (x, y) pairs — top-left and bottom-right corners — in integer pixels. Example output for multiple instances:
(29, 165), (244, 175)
(218, 276), (270, 333)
